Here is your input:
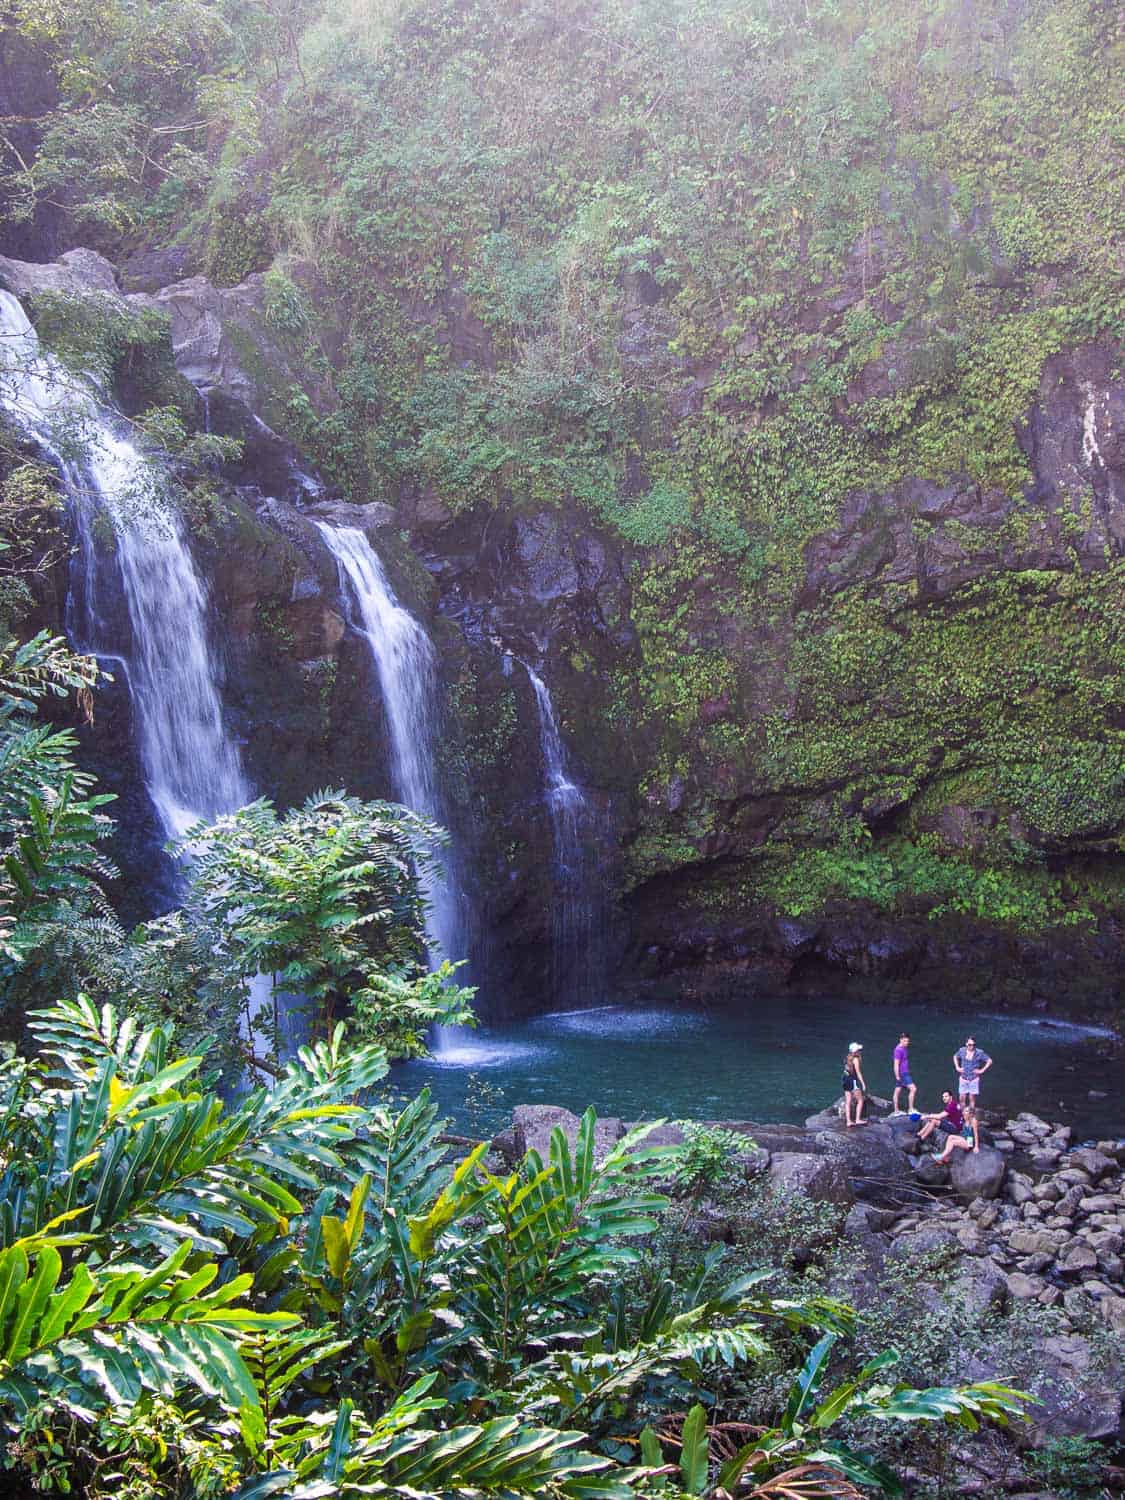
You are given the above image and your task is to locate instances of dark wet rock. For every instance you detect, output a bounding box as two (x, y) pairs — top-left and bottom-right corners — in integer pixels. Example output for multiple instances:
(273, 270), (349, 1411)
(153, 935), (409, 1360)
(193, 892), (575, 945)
(489, 1127), (525, 1166)
(913, 1155), (950, 1187)
(118, 246), (198, 294)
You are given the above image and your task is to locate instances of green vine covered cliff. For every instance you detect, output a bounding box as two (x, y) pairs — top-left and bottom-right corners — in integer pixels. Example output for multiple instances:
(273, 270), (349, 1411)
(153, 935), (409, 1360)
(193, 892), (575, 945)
(2, 0), (1123, 1010)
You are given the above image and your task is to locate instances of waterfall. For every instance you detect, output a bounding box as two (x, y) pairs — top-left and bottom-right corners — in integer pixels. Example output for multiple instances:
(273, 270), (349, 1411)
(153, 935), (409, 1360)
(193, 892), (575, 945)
(316, 522), (466, 974)
(525, 664), (608, 1007)
(0, 288), (248, 841)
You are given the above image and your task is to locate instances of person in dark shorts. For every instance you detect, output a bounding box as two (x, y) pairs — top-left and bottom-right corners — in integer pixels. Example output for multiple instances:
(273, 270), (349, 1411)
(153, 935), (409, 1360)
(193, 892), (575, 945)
(918, 1091), (963, 1146)
(892, 1032), (916, 1115)
(842, 1042), (868, 1127)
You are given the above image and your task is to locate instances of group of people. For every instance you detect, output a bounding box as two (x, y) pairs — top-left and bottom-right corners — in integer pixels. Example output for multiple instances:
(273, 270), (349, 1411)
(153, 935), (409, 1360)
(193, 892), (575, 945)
(841, 1032), (993, 1161)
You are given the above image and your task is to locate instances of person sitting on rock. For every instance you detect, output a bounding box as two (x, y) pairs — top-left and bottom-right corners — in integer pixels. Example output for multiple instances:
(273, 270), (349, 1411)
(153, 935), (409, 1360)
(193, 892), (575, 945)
(932, 1101), (979, 1162)
(842, 1042), (868, 1127)
(954, 1035), (992, 1106)
(892, 1031), (916, 1115)
(918, 1091), (963, 1145)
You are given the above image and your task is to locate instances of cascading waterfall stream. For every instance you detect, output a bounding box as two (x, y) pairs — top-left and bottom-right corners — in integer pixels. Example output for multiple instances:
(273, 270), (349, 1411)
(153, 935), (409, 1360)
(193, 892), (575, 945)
(0, 288), (249, 840)
(316, 523), (467, 990)
(0, 289), (281, 1047)
(525, 663), (608, 1007)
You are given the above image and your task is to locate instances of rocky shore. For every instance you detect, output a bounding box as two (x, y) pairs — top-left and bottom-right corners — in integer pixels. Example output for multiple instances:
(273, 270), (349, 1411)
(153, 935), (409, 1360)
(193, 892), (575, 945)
(497, 1101), (1125, 1445)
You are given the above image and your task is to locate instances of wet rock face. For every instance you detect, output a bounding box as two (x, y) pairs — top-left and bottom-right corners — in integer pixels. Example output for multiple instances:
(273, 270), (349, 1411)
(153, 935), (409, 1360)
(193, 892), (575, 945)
(6, 245), (1125, 1009)
(801, 343), (1125, 610)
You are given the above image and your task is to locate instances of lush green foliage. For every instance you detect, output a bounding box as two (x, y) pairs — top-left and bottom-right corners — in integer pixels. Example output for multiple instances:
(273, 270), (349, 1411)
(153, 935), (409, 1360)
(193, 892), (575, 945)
(4, 0), (1123, 941)
(0, 627), (469, 1066)
(0, 999), (1028, 1498)
(0, 631), (115, 990)
(169, 791), (473, 1045)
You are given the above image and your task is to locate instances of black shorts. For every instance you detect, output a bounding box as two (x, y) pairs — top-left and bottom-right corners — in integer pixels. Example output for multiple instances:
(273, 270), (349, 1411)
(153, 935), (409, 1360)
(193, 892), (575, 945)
(842, 1076), (862, 1093)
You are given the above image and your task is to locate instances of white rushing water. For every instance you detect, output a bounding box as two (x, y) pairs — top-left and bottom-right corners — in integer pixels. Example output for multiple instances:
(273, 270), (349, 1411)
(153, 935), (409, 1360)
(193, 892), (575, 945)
(0, 288), (248, 840)
(525, 663), (608, 1007)
(316, 522), (466, 975)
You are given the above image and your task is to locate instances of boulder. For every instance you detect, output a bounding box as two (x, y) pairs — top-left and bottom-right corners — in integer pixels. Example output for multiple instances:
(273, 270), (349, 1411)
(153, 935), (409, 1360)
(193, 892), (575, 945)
(1031, 1333), (1123, 1442)
(955, 1224), (989, 1255)
(511, 1105), (626, 1164)
(768, 1152), (852, 1206)
(885, 1115), (924, 1154)
(1027, 1147), (1062, 1176)
(887, 1223), (956, 1262)
(804, 1103), (844, 1130)
(913, 1156), (950, 1187)
(949, 1146), (1006, 1203)
(0, 247), (120, 298)
(947, 1259), (1008, 1317)
(811, 1123), (912, 1188)
(1005, 1272), (1045, 1299)
(1067, 1148), (1116, 1181)
(1057, 1242), (1098, 1275)
(1007, 1172), (1035, 1206)
(1078, 1193), (1121, 1214)
(1008, 1228), (1065, 1256)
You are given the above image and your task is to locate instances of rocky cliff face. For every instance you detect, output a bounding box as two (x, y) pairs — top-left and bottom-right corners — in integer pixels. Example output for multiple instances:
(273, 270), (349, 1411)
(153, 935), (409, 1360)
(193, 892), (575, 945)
(2, 247), (1122, 1020)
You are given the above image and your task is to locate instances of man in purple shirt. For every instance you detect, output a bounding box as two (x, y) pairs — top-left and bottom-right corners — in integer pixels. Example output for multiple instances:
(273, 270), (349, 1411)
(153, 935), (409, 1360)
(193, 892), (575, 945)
(892, 1032), (916, 1115)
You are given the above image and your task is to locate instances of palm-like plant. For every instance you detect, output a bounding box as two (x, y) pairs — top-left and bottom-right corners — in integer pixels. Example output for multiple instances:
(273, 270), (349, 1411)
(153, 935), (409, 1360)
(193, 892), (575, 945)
(0, 631), (117, 994)
(169, 791), (471, 1048)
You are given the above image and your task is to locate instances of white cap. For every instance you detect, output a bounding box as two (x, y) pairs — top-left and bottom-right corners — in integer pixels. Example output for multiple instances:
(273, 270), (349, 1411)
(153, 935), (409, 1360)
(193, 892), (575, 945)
(848, 1041), (863, 1051)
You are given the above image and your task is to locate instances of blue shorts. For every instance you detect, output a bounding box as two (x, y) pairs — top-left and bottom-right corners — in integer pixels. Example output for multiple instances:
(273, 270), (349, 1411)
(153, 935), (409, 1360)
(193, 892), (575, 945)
(897, 1072), (913, 1088)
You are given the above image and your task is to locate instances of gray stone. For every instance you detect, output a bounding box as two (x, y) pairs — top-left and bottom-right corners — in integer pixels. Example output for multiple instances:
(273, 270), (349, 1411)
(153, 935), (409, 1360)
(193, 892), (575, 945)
(768, 1152), (853, 1206)
(1028, 1147), (1062, 1175)
(1096, 1250), (1123, 1281)
(1019, 1252), (1054, 1274)
(1008, 1228), (1065, 1256)
(1032, 1334), (1123, 1442)
(1056, 1185), (1085, 1217)
(0, 248), (121, 298)
(1006, 1272), (1044, 1298)
(913, 1156), (950, 1186)
(1007, 1172), (1035, 1206)
(1079, 1194), (1121, 1214)
(1088, 1229), (1123, 1255)
(1063, 1287), (1094, 1321)
(947, 1259), (1008, 1318)
(949, 1145), (1006, 1203)
(489, 1126), (525, 1166)
(888, 1223), (956, 1262)
(1057, 1243), (1098, 1275)
(511, 1105), (626, 1165)
(1067, 1148), (1116, 1181)
(1056, 1168), (1093, 1187)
